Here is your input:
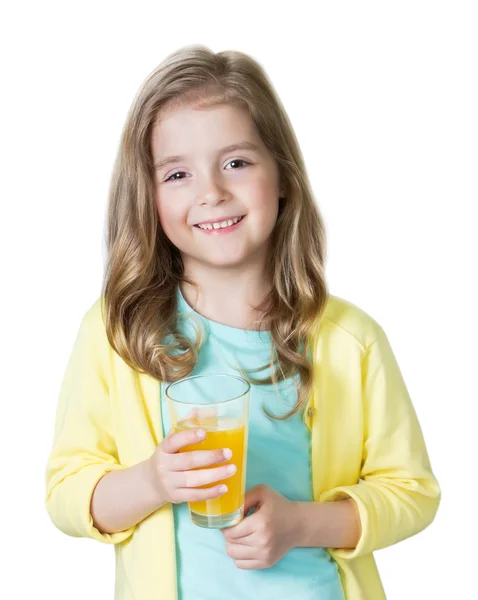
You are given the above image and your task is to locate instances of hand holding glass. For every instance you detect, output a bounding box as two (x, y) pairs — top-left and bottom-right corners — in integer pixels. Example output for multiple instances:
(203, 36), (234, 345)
(165, 373), (250, 528)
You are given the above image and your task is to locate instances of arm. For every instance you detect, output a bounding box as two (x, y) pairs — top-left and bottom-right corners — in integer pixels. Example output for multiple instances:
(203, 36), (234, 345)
(293, 498), (361, 549)
(90, 455), (167, 534)
(45, 301), (162, 543)
(319, 323), (441, 559)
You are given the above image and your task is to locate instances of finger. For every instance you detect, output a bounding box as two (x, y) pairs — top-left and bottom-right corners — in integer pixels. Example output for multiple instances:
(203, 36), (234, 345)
(185, 406), (218, 419)
(171, 406), (218, 433)
(223, 529), (256, 545)
(162, 427), (206, 454)
(221, 485), (266, 540)
(184, 407), (219, 429)
(243, 484), (267, 515)
(178, 483), (228, 503)
(233, 559), (262, 571)
(180, 462), (237, 488)
(226, 542), (259, 560)
(183, 407), (200, 423)
(222, 511), (259, 541)
(170, 447), (232, 471)
(195, 406), (218, 424)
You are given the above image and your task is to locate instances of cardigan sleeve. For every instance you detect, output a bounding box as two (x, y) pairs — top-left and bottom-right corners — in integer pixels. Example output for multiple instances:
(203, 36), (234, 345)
(320, 322), (441, 559)
(45, 301), (135, 544)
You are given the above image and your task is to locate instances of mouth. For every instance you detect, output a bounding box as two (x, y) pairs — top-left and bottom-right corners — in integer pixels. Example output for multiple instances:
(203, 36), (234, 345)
(193, 215), (246, 235)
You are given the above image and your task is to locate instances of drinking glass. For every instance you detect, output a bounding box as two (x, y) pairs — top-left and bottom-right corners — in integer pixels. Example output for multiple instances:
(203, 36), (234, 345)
(165, 372), (250, 528)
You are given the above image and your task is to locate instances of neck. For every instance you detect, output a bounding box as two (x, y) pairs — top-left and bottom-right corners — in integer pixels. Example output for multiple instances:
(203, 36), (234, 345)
(180, 260), (272, 330)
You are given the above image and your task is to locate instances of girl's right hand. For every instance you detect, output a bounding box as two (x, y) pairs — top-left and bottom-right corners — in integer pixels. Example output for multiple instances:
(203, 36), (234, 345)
(147, 427), (236, 505)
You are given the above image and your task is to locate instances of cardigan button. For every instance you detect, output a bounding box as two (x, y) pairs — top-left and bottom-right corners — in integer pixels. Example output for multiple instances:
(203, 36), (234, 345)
(307, 407), (316, 417)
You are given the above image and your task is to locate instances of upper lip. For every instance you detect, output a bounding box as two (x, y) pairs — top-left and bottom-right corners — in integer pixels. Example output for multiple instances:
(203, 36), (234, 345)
(194, 215), (245, 226)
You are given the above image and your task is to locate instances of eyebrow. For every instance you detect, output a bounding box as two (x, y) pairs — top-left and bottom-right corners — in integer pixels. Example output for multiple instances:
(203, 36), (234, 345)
(153, 141), (260, 171)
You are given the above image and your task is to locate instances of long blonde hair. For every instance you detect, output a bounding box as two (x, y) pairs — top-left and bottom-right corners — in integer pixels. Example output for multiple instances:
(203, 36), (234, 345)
(102, 44), (329, 420)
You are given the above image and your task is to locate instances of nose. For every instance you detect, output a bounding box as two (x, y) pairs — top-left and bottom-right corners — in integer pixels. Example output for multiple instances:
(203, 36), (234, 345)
(195, 173), (232, 206)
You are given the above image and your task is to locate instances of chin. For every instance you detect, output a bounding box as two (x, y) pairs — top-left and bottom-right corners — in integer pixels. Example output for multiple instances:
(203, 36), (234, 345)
(195, 249), (253, 269)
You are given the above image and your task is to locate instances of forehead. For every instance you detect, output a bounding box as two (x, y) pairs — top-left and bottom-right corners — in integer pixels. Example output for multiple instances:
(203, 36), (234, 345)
(151, 103), (261, 155)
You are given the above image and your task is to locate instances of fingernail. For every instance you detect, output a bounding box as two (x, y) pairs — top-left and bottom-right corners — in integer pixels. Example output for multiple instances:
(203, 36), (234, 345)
(227, 464), (237, 474)
(196, 429), (206, 438)
(219, 485), (228, 494)
(223, 448), (232, 460)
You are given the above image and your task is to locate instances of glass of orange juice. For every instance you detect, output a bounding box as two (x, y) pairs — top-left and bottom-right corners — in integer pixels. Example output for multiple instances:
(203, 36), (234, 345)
(165, 372), (250, 529)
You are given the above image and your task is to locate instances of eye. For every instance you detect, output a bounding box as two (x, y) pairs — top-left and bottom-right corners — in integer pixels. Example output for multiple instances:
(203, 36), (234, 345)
(164, 159), (249, 183)
(164, 171), (187, 183)
(225, 159), (249, 170)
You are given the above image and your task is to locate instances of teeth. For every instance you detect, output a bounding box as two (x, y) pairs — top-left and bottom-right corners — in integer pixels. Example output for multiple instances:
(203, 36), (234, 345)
(197, 216), (242, 230)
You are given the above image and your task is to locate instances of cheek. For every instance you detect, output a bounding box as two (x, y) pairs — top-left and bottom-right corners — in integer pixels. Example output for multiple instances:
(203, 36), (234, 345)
(156, 188), (185, 225)
(248, 175), (279, 208)
(248, 183), (279, 225)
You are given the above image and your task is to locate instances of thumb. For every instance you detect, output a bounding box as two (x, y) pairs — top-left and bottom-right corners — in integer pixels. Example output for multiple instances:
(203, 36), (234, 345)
(243, 484), (268, 516)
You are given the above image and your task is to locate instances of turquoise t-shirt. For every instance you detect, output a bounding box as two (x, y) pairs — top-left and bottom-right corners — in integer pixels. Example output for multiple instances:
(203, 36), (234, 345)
(159, 286), (345, 600)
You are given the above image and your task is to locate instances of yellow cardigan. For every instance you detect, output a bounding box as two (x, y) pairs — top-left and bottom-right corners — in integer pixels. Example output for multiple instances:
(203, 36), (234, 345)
(45, 294), (440, 599)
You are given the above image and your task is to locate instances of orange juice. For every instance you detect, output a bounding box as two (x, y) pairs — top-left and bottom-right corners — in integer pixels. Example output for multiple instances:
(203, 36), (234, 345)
(173, 416), (247, 517)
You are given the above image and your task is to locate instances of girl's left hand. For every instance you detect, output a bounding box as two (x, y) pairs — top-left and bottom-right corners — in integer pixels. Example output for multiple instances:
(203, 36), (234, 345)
(220, 484), (299, 570)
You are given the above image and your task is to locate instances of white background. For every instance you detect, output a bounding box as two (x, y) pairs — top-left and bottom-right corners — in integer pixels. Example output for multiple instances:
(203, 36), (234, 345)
(1, 1), (476, 598)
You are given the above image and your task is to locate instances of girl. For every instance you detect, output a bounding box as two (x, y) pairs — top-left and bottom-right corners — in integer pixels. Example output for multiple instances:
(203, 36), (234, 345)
(45, 45), (440, 600)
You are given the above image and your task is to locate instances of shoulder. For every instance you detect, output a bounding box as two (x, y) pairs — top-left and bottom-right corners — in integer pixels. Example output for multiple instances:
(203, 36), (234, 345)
(83, 293), (384, 352)
(81, 295), (106, 333)
(320, 293), (385, 351)
(74, 296), (110, 355)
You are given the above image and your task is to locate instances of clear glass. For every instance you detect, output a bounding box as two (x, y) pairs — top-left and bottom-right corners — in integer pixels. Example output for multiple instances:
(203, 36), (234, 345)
(165, 373), (250, 529)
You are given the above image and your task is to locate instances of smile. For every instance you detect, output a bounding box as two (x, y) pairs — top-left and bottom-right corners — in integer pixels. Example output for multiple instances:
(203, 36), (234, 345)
(194, 215), (246, 235)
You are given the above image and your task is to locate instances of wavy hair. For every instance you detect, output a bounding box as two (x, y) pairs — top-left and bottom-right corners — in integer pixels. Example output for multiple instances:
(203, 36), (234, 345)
(102, 44), (329, 420)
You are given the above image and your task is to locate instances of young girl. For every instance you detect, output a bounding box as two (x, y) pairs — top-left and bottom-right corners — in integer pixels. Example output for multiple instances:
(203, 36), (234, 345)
(45, 45), (440, 600)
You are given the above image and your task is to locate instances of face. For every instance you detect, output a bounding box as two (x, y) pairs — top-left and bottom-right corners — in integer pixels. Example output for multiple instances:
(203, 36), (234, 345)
(151, 102), (281, 272)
